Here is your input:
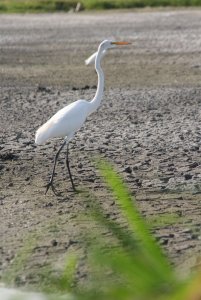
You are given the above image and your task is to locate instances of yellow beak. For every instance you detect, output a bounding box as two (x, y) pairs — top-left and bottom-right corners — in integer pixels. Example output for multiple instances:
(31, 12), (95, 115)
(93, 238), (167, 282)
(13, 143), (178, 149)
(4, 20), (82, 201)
(111, 41), (131, 45)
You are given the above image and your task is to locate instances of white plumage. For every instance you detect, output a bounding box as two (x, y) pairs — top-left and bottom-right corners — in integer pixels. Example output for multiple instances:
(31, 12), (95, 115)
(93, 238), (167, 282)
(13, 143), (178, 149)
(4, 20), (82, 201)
(85, 49), (106, 65)
(35, 100), (90, 145)
(35, 40), (130, 194)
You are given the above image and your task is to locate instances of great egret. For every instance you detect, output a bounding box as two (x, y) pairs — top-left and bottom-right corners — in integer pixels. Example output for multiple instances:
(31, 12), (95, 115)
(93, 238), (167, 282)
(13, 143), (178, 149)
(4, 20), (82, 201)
(35, 40), (130, 194)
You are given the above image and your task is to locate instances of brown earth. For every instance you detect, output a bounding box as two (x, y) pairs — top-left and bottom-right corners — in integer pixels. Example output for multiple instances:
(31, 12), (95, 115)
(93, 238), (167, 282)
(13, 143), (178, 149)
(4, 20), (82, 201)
(0, 9), (201, 289)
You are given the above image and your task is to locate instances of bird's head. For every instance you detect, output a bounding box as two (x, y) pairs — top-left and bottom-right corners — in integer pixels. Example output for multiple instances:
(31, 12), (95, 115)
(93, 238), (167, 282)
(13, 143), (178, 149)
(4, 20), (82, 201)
(85, 39), (131, 66)
(99, 39), (130, 51)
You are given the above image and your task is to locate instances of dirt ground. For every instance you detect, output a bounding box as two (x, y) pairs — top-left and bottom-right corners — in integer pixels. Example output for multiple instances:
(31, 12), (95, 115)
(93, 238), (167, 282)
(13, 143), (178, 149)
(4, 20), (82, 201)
(1, 9), (201, 288)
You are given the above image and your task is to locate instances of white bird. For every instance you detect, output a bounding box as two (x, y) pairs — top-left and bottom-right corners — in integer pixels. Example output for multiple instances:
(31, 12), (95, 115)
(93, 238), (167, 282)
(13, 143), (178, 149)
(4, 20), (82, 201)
(35, 39), (130, 194)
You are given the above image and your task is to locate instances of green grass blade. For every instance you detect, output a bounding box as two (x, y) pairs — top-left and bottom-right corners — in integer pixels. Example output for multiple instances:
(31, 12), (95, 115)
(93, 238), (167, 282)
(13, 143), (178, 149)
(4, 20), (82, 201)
(98, 160), (175, 282)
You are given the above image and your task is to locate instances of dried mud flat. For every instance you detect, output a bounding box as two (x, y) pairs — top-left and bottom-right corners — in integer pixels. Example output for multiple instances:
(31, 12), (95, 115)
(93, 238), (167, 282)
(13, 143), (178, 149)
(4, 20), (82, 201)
(1, 10), (201, 287)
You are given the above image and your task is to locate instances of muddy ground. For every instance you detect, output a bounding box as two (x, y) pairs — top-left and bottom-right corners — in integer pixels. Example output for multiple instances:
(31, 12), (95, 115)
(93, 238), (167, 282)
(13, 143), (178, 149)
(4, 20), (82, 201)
(1, 9), (201, 289)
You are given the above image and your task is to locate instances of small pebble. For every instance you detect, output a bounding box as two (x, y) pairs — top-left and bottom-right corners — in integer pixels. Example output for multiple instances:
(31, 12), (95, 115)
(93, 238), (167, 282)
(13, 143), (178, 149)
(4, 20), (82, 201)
(51, 239), (58, 247)
(124, 166), (132, 174)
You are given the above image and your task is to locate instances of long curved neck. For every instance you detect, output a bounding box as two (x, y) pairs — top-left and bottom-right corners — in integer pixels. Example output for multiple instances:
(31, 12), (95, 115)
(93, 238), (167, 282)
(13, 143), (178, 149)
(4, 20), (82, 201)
(88, 48), (104, 115)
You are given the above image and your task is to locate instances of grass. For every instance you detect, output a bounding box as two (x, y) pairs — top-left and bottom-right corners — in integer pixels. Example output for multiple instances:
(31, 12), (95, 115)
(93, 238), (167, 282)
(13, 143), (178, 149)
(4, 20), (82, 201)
(0, 0), (201, 13)
(148, 212), (183, 228)
(3, 160), (201, 300)
(74, 161), (176, 300)
(83, 0), (201, 9)
(0, 0), (77, 13)
(36, 254), (77, 295)
(2, 232), (39, 285)
(70, 160), (201, 300)
(43, 160), (200, 300)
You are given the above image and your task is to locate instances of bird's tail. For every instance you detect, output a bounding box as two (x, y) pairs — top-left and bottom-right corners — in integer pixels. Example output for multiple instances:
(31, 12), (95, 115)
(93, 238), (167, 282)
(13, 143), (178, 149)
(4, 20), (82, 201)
(35, 120), (52, 145)
(35, 128), (46, 145)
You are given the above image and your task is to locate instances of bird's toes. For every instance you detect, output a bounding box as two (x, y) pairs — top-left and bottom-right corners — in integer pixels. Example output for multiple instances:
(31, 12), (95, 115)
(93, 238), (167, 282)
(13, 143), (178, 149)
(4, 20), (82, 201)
(44, 182), (51, 195)
(68, 186), (79, 193)
(44, 181), (58, 196)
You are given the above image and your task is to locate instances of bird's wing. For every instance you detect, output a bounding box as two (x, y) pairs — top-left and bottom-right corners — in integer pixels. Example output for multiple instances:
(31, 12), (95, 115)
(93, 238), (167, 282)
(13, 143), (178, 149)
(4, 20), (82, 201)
(35, 100), (89, 145)
(85, 50), (106, 65)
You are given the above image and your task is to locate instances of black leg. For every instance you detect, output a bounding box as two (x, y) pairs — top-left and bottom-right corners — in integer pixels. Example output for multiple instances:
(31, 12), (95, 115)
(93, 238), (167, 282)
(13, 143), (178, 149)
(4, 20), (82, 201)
(45, 139), (67, 195)
(66, 143), (76, 191)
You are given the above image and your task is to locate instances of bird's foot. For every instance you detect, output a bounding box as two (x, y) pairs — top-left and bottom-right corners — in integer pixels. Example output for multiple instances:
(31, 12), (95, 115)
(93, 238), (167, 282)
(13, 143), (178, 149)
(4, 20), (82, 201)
(68, 186), (78, 193)
(69, 180), (77, 193)
(45, 181), (60, 196)
(72, 185), (77, 193)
